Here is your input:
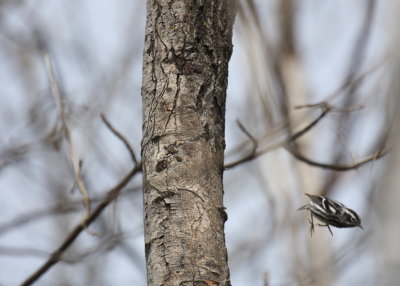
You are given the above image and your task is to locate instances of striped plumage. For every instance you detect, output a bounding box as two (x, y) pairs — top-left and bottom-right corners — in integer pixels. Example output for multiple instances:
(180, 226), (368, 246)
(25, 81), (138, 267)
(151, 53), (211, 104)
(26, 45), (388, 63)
(298, 193), (363, 235)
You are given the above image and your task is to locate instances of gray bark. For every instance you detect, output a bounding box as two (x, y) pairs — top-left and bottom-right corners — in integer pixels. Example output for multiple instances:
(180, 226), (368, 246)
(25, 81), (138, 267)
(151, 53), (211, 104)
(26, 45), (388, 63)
(141, 1), (236, 285)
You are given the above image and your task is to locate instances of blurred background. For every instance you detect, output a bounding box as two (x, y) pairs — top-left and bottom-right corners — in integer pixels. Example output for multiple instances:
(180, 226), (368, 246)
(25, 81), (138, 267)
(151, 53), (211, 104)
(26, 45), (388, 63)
(0, 0), (398, 285)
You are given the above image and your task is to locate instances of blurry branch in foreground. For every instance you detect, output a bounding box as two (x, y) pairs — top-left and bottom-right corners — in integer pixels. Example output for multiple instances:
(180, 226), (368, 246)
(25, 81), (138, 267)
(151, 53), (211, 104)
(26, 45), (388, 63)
(20, 109), (142, 286)
(43, 53), (91, 219)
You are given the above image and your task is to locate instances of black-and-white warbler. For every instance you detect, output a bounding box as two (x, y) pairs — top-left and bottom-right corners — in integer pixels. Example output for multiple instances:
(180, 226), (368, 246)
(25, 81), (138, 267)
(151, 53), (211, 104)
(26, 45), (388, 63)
(298, 193), (363, 236)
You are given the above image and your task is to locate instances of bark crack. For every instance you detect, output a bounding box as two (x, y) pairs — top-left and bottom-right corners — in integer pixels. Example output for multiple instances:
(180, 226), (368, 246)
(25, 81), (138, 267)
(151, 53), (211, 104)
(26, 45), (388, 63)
(163, 74), (181, 134)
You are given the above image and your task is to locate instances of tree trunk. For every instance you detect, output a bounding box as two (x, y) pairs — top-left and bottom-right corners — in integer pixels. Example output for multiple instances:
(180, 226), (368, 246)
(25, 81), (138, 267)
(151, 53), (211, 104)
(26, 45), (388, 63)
(141, 1), (236, 285)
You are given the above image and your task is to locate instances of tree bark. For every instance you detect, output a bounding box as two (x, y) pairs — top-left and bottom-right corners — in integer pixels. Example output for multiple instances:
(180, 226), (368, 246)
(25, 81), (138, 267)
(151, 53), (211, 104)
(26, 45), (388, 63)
(141, 1), (236, 285)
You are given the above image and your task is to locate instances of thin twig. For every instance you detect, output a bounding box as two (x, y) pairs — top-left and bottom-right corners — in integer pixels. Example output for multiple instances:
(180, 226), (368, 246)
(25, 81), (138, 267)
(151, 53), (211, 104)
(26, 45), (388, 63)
(236, 120), (258, 148)
(100, 113), (137, 164)
(224, 120), (259, 169)
(43, 53), (91, 219)
(285, 146), (387, 171)
(225, 106), (329, 169)
(20, 163), (142, 286)
(224, 142), (281, 170)
(225, 103), (386, 171)
(294, 102), (364, 112)
(289, 104), (330, 142)
(291, 102), (363, 142)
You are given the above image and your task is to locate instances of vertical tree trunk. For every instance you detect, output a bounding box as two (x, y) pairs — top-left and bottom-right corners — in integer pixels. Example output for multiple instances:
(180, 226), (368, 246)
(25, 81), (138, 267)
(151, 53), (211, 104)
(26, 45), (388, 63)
(141, 1), (236, 285)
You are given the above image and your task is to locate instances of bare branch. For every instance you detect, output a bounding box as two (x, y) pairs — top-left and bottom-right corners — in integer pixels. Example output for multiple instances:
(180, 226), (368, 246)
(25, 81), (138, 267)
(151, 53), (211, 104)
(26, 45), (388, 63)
(290, 104), (330, 142)
(224, 120), (259, 168)
(43, 53), (91, 219)
(225, 106), (329, 169)
(285, 145), (387, 171)
(20, 163), (142, 286)
(236, 120), (258, 148)
(225, 102), (385, 171)
(21, 57), (144, 285)
(294, 102), (364, 112)
(101, 113), (137, 164)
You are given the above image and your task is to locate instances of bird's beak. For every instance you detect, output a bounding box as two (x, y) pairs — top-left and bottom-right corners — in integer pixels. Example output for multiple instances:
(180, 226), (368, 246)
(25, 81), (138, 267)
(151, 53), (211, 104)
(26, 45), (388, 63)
(359, 225), (363, 229)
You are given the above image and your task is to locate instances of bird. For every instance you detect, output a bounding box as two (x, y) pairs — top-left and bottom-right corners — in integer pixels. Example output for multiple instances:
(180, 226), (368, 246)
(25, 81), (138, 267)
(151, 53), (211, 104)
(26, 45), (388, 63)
(298, 193), (363, 236)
